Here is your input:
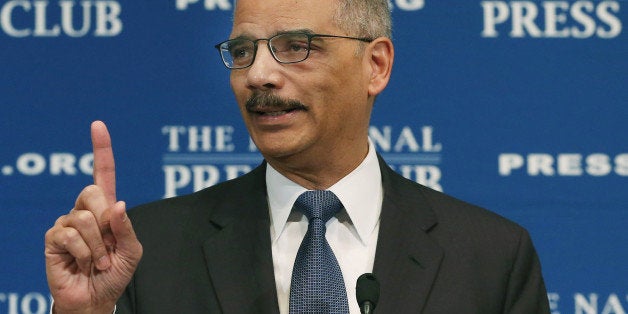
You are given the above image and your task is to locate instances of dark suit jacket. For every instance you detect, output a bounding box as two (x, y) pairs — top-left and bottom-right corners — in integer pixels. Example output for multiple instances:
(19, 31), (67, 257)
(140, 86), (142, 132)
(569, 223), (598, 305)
(118, 156), (550, 313)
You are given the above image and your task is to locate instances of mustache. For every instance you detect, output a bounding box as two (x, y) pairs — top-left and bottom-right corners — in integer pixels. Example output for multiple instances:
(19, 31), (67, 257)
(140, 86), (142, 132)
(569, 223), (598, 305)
(245, 93), (307, 112)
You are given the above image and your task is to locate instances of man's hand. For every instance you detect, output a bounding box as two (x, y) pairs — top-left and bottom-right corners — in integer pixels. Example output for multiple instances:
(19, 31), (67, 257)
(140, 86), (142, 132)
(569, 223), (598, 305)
(45, 121), (143, 313)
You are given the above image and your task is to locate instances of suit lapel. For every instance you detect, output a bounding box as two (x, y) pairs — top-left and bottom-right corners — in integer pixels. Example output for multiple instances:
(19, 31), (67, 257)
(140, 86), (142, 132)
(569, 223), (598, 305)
(195, 157), (443, 313)
(201, 163), (280, 314)
(374, 156), (444, 313)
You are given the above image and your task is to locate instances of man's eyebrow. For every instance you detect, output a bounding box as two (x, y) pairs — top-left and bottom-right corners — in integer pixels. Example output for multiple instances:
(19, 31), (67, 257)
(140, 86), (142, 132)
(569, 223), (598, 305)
(229, 29), (316, 40)
(276, 29), (315, 35)
(229, 33), (255, 40)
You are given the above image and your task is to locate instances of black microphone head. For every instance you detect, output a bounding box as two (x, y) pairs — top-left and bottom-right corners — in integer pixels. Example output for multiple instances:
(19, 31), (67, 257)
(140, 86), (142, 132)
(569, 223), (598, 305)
(356, 273), (380, 309)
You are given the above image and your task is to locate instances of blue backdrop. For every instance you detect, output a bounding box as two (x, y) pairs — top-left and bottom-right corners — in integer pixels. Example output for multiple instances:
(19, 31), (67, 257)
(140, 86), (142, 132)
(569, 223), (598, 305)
(1, 1), (626, 313)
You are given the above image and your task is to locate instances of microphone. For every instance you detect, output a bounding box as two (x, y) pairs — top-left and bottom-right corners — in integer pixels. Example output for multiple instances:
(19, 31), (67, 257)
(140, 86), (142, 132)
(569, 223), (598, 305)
(356, 273), (380, 314)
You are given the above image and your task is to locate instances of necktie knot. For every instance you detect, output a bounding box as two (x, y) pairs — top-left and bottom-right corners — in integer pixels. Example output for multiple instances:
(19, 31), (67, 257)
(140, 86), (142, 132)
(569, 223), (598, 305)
(294, 190), (343, 223)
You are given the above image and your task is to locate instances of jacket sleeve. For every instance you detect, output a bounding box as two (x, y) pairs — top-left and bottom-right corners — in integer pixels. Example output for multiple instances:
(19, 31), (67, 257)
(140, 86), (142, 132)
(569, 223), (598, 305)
(115, 276), (136, 314)
(503, 228), (551, 314)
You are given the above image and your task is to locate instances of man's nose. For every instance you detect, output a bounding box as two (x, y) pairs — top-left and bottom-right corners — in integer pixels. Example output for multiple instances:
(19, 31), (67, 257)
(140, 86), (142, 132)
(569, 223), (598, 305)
(246, 41), (283, 90)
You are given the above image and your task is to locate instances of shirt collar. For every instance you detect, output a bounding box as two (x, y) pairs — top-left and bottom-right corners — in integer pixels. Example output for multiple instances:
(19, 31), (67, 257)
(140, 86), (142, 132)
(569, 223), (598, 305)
(267, 139), (382, 245)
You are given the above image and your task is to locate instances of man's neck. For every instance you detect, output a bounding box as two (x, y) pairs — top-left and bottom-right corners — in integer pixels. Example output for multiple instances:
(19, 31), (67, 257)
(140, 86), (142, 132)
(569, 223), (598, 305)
(265, 140), (370, 190)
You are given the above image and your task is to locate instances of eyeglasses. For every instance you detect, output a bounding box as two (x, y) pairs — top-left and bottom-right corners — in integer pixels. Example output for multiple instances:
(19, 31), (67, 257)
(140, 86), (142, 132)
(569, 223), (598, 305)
(215, 32), (373, 69)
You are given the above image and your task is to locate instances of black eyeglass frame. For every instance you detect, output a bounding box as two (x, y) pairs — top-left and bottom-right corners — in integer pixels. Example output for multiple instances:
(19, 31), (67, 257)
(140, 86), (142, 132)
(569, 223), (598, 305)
(214, 32), (374, 69)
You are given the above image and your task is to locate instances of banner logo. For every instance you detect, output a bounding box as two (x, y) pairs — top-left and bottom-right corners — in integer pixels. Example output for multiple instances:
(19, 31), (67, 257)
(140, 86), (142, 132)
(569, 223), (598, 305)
(498, 152), (628, 177)
(161, 125), (443, 198)
(175, 0), (232, 11)
(161, 125), (259, 198)
(1, 152), (93, 177)
(371, 125), (443, 191)
(0, 0), (123, 38)
(481, 0), (622, 38)
(0, 292), (52, 314)
(546, 292), (628, 314)
(388, 0), (425, 11)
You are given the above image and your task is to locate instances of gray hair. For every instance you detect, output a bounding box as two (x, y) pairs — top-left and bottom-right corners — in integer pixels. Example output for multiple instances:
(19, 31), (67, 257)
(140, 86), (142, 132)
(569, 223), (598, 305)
(232, 0), (392, 39)
(333, 0), (392, 39)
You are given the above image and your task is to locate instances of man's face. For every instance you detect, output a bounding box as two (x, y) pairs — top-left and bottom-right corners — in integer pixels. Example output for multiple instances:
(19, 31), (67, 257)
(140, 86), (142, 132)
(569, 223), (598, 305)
(229, 0), (373, 166)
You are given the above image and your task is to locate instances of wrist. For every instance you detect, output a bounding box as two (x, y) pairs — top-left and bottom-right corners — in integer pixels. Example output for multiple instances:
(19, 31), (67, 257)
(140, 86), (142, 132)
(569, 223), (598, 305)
(52, 302), (116, 314)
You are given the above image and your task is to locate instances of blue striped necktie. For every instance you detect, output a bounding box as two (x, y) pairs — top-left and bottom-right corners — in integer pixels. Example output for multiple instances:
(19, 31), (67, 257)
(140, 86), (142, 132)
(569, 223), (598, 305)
(289, 190), (349, 313)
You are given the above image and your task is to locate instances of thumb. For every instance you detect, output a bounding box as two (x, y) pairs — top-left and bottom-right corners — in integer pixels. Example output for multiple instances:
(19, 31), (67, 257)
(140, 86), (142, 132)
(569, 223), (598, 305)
(109, 201), (142, 259)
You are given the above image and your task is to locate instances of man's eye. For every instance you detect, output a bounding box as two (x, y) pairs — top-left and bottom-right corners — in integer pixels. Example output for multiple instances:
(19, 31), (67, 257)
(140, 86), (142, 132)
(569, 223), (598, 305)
(287, 41), (309, 52)
(230, 46), (252, 59)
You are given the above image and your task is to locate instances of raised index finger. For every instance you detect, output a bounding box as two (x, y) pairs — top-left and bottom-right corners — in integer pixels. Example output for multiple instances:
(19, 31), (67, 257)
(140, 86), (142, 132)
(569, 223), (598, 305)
(91, 121), (116, 205)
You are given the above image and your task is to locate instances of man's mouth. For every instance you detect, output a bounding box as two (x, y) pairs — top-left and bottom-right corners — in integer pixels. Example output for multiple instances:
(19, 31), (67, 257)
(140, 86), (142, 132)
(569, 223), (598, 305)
(246, 93), (307, 117)
(254, 108), (300, 116)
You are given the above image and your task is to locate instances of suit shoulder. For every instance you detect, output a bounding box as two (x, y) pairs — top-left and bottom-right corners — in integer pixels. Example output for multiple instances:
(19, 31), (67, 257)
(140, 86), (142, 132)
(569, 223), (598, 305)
(127, 164), (264, 230)
(389, 170), (528, 238)
(426, 185), (522, 229)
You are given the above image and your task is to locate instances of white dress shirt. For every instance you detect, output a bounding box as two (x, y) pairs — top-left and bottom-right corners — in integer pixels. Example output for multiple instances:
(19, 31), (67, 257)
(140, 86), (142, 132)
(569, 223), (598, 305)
(267, 140), (383, 314)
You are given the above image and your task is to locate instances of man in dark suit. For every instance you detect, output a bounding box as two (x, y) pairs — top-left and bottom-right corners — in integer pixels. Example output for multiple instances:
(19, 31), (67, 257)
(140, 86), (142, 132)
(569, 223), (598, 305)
(44, 0), (550, 313)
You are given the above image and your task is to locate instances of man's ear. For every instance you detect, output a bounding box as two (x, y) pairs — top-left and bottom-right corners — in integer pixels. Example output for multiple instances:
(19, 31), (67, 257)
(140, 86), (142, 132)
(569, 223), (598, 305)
(366, 37), (394, 97)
